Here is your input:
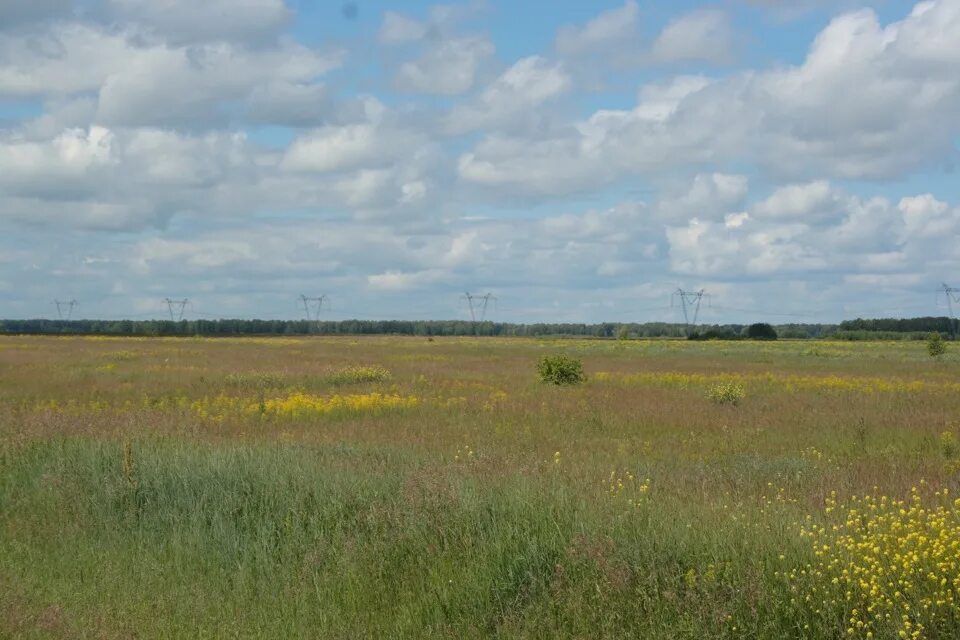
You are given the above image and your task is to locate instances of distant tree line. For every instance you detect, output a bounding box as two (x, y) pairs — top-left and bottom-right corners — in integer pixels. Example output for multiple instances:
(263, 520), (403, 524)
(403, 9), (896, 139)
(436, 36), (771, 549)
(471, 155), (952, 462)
(830, 331), (938, 341)
(0, 318), (831, 338)
(0, 317), (952, 339)
(838, 316), (957, 335)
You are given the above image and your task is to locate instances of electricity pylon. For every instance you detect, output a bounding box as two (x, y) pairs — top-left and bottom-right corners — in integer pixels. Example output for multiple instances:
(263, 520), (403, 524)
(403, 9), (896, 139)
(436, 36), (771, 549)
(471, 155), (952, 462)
(54, 299), (78, 320)
(299, 294), (327, 330)
(671, 288), (709, 336)
(164, 298), (189, 321)
(463, 292), (496, 322)
(940, 283), (960, 337)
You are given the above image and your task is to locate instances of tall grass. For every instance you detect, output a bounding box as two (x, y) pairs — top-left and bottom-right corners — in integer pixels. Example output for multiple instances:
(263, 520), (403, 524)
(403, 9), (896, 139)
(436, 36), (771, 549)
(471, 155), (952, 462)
(0, 437), (814, 638)
(2, 335), (960, 637)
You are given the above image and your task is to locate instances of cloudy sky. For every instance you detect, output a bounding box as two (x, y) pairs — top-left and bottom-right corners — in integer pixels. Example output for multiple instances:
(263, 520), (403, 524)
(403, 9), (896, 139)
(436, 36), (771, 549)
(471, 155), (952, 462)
(1, 0), (959, 323)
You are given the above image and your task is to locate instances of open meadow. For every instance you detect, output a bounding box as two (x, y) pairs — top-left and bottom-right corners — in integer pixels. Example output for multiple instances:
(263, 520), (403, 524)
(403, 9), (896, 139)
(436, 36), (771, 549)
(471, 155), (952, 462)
(2, 334), (960, 639)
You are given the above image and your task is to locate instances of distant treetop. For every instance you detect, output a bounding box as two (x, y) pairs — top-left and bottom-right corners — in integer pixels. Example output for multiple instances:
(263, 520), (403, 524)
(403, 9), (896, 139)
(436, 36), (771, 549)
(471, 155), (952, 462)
(747, 323), (778, 340)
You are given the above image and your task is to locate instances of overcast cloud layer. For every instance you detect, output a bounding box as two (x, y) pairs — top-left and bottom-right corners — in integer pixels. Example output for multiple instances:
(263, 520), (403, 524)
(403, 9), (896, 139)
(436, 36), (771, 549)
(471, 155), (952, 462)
(1, 0), (959, 323)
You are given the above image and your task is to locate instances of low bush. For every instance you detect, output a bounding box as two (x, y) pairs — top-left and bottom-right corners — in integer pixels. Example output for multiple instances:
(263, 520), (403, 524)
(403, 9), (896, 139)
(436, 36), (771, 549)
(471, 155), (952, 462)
(928, 332), (947, 357)
(688, 329), (741, 341)
(223, 371), (288, 390)
(536, 354), (585, 385)
(325, 365), (392, 385)
(706, 381), (745, 405)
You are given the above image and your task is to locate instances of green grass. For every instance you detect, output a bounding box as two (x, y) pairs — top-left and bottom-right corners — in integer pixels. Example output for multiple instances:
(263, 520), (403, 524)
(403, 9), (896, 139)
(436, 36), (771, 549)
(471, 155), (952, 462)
(2, 335), (960, 638)
(1, 437), (809, 639)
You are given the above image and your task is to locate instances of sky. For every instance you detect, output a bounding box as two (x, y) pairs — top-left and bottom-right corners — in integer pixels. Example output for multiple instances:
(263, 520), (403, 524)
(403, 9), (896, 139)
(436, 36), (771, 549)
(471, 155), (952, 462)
(1, 0), (959, 324)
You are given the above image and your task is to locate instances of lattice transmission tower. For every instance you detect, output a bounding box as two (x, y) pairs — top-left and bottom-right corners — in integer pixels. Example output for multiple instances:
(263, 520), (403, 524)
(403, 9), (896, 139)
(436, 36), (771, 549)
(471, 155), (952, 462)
(300, 294), (328, 330)
(462, 292), (496, 322)
(671, 288), (710, 336)
(164, 298), (189, 321)
(940, 283), (960, 337)
(54, 299), (78, 320)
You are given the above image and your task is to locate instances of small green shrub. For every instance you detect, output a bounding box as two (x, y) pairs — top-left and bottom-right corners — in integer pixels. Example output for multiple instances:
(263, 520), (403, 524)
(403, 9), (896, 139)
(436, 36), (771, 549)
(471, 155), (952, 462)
(224, 371), (288, 390)
(325, 365), (392, 385)
(706, 381), (745, 405)
(940, 431), (957, 459)
(536, 354), (585, 385)
(927, 332), (947, 357)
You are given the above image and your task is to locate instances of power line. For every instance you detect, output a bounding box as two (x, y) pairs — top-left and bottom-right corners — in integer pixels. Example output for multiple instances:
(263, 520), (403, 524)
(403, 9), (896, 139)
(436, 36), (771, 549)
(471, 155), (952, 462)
(191, 310), (293, 320)
(577, 305), (675, 318)
(20, 281), (960, 326)
(710, 304), (820, 319)
(838, 302), (934, 317)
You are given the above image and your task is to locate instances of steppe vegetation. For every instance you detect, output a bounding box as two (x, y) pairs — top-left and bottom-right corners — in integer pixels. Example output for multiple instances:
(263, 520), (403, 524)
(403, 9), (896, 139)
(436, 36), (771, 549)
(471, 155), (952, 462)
(2, 335), (960, 638)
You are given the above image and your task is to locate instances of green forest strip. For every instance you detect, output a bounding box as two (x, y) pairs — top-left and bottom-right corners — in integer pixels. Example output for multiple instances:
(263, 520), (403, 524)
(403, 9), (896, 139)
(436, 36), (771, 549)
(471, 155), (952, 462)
(0, 317), (957, 338)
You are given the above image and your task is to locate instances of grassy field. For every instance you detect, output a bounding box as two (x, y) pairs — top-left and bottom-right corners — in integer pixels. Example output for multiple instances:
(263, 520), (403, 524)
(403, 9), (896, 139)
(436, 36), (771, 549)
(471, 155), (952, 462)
(2, 334), (960, 639)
